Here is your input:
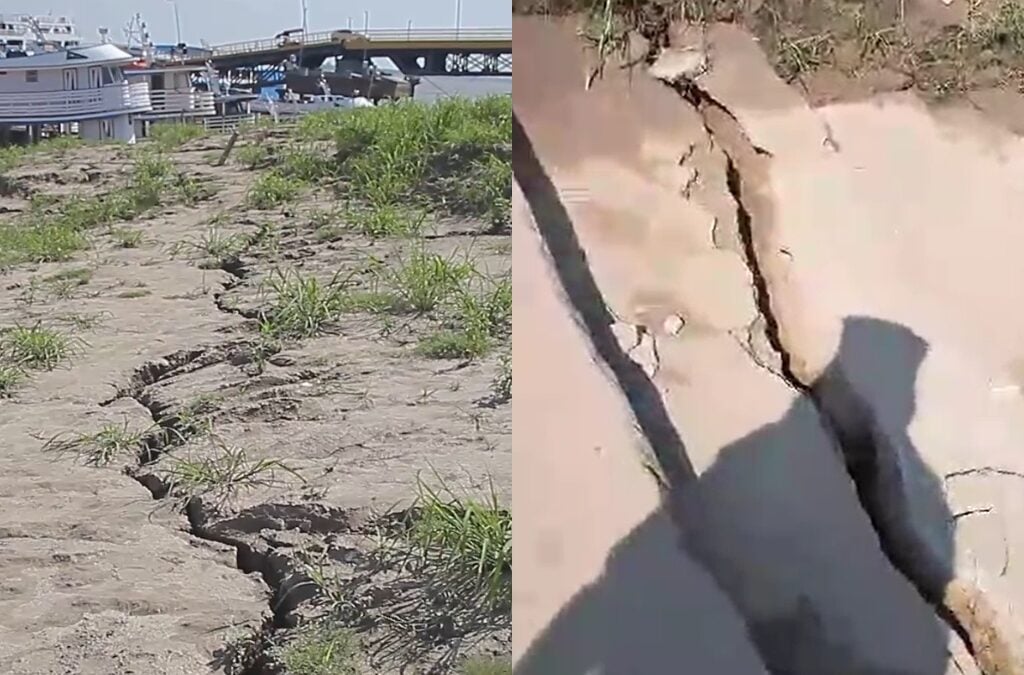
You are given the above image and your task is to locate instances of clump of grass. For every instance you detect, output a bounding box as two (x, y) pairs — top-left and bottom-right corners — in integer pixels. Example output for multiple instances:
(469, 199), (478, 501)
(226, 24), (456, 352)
(150, 122), (207, 150)
(110, 227), (143, 248)
(178, 226), (248, 266)
(236, 143), (274, 169)
(130, 151), (175, 209)
(344, 202), (425, 238)
(279, 144), (337, 183)
(1, 323), (77, 370)
(247, 170), (303, 209)
(274, 624), (358, 675)
(375, 248), (475, 314)
(461, 656), (512, 675)
(43, 420), (149, 466)
(419, 277), (511, 359)
(0, 363), (25, 396)
(403, 474), (511, 612)
(258, 268), (354, 338)
(161, 440), (304, 509)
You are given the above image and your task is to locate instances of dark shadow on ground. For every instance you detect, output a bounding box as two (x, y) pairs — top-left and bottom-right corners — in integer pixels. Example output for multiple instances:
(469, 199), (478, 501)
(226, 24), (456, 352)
(512, 109), (956, 674)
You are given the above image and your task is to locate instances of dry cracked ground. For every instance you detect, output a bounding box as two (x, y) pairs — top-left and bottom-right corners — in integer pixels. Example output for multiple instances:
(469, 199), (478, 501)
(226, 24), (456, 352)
(515, 3), (1024, 675)
(0, 102), (511, 674)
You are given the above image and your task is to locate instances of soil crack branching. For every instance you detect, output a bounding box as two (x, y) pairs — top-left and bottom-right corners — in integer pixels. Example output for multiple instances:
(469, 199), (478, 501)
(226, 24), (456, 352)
(671, 76), (1002, 673)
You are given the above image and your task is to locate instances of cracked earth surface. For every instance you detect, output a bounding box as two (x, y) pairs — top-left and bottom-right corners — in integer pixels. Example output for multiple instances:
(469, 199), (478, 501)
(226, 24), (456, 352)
(0, 130), (510, 673)
(514, 13), (1024, 675)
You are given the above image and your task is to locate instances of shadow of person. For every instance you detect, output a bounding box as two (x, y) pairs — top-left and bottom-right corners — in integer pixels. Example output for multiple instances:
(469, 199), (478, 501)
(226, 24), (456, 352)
(516, 317), (957, 675)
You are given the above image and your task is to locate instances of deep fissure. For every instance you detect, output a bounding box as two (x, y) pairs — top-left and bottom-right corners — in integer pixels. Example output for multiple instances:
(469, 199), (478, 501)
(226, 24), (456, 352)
(676, 80), (986, 666)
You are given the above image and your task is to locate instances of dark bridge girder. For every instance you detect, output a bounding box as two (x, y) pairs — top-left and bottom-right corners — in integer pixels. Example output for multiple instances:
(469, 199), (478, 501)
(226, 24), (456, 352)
(203, 45), (510, 77)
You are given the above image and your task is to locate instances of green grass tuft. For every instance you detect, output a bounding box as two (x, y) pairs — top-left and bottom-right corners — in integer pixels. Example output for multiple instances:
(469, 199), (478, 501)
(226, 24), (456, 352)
(247, 170), (304, 209)
(1, 324), (77, 370)
(43, 420), (149, 466)
(161, 439), (304, 510)
(257, 269), (354, 338)
(275, 624), (358, 675)
(404, 474), (511, 612)
(0, 363), (25, 396)
(149, 122), (207, 150)
(461, 656), (512, 675)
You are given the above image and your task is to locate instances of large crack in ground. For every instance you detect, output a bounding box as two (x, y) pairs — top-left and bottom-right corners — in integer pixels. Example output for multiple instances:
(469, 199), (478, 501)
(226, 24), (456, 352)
(674, 79), (1012, 674)
(104, 346), (317, 674)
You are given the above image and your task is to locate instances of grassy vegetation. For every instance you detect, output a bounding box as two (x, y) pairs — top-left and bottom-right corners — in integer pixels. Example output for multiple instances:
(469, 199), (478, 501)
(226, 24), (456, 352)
(461, 656), (513, 675)
(419, 276), (511, 359)
(236, 142), (274, 170)
(374, 248), (475, 314)
(0, 363), (25, 397)
(0, 135), (83, 174)
(520, 0), (1024, 97)
(1, 324), (77, 370)
(149, 122), (207, 150)
(42, 420), (149, 467)
(177, 226), (249, 267)
(0, 150), (210, 267)
(109, 227), (143, 248)
(257, 269), (355, 338)
(281, 96), (511, 232)
(275, 624), (358, 675)
(42, 266), (94, 299)
(403, 475), (512, 613)
(247, 170), (304, 209)
(161, 439), (304, 510)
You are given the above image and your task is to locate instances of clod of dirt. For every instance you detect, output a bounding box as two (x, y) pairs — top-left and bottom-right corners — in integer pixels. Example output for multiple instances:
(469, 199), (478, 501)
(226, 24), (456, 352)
(649, 46), (709, 83)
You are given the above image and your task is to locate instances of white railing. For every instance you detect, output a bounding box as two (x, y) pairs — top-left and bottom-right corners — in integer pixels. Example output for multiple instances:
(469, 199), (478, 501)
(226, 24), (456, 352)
(203, 112), (256, 133)
(209, 27), (511, 58)
(147, 89), (215, 116)
(0, 81), (151, 121)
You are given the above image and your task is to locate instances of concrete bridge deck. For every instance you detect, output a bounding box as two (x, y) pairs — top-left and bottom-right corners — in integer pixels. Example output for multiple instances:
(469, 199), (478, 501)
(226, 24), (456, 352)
(189, 27), (512, 76)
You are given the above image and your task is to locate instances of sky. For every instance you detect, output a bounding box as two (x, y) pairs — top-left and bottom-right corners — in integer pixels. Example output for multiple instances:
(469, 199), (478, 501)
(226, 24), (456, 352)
(26, 0), (509, 45)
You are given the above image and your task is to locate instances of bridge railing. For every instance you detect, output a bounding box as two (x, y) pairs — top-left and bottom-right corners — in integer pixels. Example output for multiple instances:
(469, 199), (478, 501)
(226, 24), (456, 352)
(209, 27), (512, 58)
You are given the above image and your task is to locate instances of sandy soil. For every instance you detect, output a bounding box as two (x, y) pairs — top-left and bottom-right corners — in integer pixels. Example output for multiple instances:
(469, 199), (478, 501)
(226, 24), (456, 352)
(0, 129), (510, 673)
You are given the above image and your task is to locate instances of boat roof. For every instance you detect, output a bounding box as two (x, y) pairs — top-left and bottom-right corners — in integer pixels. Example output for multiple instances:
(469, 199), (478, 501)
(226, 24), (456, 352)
(0, 44), (133, 70)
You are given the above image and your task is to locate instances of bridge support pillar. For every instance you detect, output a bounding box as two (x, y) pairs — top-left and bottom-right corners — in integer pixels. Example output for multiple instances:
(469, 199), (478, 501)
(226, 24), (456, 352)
(426, 51), (448, 75)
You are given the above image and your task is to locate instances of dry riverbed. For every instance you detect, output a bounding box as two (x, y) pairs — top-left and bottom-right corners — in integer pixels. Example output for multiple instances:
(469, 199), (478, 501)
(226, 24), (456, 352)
(0, 103), (511, 675)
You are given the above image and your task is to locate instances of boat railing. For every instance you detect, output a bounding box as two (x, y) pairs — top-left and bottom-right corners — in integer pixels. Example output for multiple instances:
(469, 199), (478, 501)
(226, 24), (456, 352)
(147, 89), (216, 116)
(203, 112), (257, 133)
(0, 81), (151, 120)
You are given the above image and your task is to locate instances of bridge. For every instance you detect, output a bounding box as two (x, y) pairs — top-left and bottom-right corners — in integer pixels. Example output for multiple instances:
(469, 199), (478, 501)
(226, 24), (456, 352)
(187, 27), (512, 80)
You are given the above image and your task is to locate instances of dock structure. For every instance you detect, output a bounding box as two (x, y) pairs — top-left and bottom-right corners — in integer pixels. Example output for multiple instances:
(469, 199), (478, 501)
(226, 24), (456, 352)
(186, 27), (511, 88)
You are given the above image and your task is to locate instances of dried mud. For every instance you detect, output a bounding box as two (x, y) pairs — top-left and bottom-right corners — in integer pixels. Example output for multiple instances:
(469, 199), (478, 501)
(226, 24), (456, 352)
(0, 132), (510, 673)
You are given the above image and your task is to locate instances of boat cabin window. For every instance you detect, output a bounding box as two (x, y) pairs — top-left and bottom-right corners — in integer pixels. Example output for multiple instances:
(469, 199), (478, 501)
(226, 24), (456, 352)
(101, 67), (113, 85)
(25, 69), (37, 83)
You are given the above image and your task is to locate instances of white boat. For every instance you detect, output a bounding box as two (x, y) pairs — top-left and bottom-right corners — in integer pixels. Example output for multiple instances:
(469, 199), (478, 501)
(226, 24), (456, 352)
(0, 13), (81, 55)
